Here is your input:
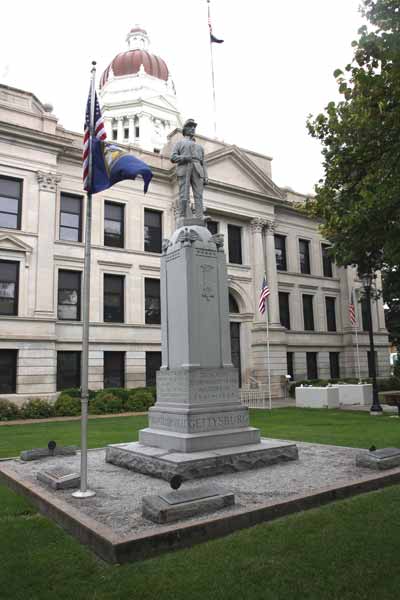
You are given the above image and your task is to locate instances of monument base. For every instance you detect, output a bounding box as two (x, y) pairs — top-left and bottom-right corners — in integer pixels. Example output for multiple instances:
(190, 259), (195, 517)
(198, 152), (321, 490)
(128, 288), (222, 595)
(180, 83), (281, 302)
(105, 439), (299, 482)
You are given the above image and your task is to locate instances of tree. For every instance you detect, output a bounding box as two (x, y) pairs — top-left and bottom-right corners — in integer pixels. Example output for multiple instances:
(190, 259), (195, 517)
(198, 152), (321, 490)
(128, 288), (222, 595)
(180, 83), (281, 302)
(382, 264), (400, 346)
(305, 0), (400, 272)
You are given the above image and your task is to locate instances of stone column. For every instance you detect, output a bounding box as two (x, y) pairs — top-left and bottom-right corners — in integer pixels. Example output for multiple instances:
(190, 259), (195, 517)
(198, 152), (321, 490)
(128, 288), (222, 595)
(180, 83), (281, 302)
(117, 118), (124, 143)
(250, 217), (267, 318)
(128, 117), (135, 144)
(35, 172), (60, 316)
(264, 220), (281, 326)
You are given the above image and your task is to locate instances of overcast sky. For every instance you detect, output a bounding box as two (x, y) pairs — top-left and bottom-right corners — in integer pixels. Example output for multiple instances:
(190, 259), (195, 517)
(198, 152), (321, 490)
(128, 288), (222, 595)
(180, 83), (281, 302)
(1, 0), (365, 194)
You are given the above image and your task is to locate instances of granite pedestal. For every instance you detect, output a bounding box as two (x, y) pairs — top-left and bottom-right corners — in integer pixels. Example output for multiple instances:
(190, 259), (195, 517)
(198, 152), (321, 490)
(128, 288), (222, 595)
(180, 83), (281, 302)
(107, 222), (298, 479)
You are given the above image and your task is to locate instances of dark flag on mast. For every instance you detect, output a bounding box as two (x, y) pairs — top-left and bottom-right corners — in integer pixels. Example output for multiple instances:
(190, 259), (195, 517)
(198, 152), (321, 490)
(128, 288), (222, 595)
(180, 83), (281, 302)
(208, 0), (224, 43)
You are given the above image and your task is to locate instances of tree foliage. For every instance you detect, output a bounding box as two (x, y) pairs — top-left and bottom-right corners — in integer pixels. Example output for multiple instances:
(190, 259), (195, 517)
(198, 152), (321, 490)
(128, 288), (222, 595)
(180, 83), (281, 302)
(306, 0), (400, 272)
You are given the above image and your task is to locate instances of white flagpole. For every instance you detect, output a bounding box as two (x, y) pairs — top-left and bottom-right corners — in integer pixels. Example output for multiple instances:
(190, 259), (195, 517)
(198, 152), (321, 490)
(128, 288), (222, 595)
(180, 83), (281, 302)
(73, 61), (97, 499)
(265, 307), (272, 410)
(207, 0), (218, 138)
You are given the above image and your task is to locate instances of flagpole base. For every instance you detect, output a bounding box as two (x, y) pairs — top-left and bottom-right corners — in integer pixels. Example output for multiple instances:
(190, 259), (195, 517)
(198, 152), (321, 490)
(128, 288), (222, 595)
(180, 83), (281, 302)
(72, 489), (96, 499)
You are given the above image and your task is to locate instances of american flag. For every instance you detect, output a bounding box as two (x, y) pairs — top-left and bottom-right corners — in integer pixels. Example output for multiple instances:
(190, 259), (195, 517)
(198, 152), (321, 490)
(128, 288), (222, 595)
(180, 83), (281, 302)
(258, 276), (270, 315)
(83, 87), (107, 191)
(349, 289), (357, 325)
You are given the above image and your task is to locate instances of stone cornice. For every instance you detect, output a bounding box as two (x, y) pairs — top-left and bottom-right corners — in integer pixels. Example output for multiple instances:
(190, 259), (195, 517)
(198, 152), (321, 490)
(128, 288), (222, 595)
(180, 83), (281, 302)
(0, 120), (73, 153)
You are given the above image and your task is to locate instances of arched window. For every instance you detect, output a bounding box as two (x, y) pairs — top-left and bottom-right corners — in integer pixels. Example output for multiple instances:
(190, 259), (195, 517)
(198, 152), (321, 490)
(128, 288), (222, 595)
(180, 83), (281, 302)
(229, 293), (240, 314)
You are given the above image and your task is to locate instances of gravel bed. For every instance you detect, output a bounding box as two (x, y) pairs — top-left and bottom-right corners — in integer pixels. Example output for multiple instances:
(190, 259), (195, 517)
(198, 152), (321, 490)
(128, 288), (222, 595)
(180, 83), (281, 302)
(4, 440), (374, 536)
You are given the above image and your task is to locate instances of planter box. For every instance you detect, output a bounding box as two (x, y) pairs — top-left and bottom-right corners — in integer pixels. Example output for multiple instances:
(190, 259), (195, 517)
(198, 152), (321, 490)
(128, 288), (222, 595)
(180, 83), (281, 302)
(338, 384), (372, 407)
(295, 386), (339, 409)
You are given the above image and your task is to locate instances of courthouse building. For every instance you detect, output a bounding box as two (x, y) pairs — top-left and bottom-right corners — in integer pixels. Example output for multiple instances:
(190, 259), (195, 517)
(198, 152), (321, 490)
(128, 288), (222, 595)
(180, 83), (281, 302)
(0, 27), (390, 402)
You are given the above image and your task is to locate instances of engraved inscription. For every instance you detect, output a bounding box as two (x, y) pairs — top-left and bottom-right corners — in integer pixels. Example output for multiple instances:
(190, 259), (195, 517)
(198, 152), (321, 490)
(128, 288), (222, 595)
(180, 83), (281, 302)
(195, 248), (216, 258)
(150, 411), (249, 433)
(200, 264), (215, 301)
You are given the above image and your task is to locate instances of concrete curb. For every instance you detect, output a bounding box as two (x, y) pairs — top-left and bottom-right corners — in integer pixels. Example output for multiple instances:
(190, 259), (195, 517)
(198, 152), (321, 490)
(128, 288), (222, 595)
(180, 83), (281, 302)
(2, 460), (400, 564)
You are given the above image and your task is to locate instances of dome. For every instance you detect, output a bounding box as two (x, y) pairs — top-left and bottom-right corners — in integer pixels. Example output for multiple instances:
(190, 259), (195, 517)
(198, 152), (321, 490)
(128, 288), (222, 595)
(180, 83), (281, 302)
(100, 50), (169, 87)
(100, 26), (169, 88)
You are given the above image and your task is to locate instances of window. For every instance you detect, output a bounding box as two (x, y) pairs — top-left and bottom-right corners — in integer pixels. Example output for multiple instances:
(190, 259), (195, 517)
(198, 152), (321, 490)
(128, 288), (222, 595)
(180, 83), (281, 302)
(124, 128), (129, 140)
(144, 209), (162, 253)
(279, 292), (291, 329)
(325, 297), (337, 332)
(229, 293), (240, 313)
(306, 352), (318, 380)
(58, 270), (81, 321)
(57, 351), (81, 391)
(145, 278), (161, 324)
(59, 193), (82, 242)
(302, 294), (315, 331)
(361, 297), (371, 332)
(322, 244), (333, 277)
(274, 235), (287, 271)
(135, 122), (140, 138)
(330, 352), (340, 379)
(146, 351), (161, 386)
(0, 350), (17, 393)
(299, 239), (311, 274)
(104, 352), (125, 388)
(0, 261), (19, 316)
(0, 176), (22, 230)
(206, 220), (218, 235)
(104, 274), (124, 323)
(368, 351), (378, 377)
(287, 352), (294, 380)
(112, 129), (118, 141)
(104, 202), (124, 248)
(228, 225), (242, 264)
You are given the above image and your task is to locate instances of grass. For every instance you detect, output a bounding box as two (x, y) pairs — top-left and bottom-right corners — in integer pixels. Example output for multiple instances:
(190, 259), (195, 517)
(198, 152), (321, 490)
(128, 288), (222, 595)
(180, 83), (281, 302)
(1, 482), (400, 599)
(1, 408), (399, 459)
(1, 407), (400, 599)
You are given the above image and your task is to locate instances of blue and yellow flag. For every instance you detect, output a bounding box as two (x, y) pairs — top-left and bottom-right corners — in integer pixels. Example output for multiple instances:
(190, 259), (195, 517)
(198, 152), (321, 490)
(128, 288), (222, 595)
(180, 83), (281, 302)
(90, 138), (153, 194)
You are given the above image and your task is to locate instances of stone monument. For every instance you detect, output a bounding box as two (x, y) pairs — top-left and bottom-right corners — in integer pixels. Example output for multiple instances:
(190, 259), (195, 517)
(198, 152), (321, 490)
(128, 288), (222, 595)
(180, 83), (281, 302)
(106, 119), (298, 480)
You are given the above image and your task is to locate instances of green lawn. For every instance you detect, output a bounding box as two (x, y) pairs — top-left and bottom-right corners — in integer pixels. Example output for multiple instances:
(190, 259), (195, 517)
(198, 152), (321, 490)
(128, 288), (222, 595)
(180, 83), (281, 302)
(1, 408), (399, 459)
(1, 480), (400, 599)
(1, 408), (400, 599)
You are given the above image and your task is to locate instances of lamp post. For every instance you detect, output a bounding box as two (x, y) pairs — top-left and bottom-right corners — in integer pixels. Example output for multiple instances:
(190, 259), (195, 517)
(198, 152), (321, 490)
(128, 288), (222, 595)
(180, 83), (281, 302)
(360, 271), (383, 415)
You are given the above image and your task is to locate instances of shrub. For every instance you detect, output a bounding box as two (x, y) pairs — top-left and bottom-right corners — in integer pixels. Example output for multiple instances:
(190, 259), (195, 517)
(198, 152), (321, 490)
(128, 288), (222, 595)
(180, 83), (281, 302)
(377, 378), (400, 392)
(89, 393), (123, 415)
(58, 388), (81, 398)
(58, 388), (96, 400)
(98, 387), (129, 402)
(54, 394), (81, 417)
(124, 388), (155, 412)
(20, 398), (55, 419)
(0, 399), (20, 421)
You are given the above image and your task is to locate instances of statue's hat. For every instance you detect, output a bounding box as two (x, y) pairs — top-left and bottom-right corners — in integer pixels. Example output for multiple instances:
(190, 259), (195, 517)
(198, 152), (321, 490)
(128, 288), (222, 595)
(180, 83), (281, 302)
(183, 118), (197, 128)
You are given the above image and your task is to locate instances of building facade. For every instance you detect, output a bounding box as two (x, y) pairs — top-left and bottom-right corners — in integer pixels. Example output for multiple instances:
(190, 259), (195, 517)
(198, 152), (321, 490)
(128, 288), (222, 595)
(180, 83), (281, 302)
(0, 29), (390, 403)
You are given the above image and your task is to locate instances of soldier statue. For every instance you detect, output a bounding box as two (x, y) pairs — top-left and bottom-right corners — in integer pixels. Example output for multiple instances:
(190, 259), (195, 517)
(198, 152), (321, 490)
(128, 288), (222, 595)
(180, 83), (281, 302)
(170, 118), (208, 220)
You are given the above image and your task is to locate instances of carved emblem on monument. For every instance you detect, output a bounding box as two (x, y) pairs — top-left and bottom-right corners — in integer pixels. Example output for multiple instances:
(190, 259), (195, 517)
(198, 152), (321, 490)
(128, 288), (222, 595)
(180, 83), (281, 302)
(200, 264), (215, 301)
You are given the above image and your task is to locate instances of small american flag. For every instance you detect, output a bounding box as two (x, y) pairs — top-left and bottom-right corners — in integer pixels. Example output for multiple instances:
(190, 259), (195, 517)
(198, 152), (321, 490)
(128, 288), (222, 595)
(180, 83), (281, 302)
(83, 87), (107, 191)
(258, 276), (270, 315)
(349, 289), (356, 325)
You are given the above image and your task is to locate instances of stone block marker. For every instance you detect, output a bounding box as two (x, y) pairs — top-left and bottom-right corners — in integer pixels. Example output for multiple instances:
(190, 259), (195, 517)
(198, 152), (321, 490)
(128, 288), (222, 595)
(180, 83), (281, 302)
(356, 448), (400, 470)
(37, 467), (80, 490)
(20, 445), (78, 461)
(142, 485), (235, 524)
